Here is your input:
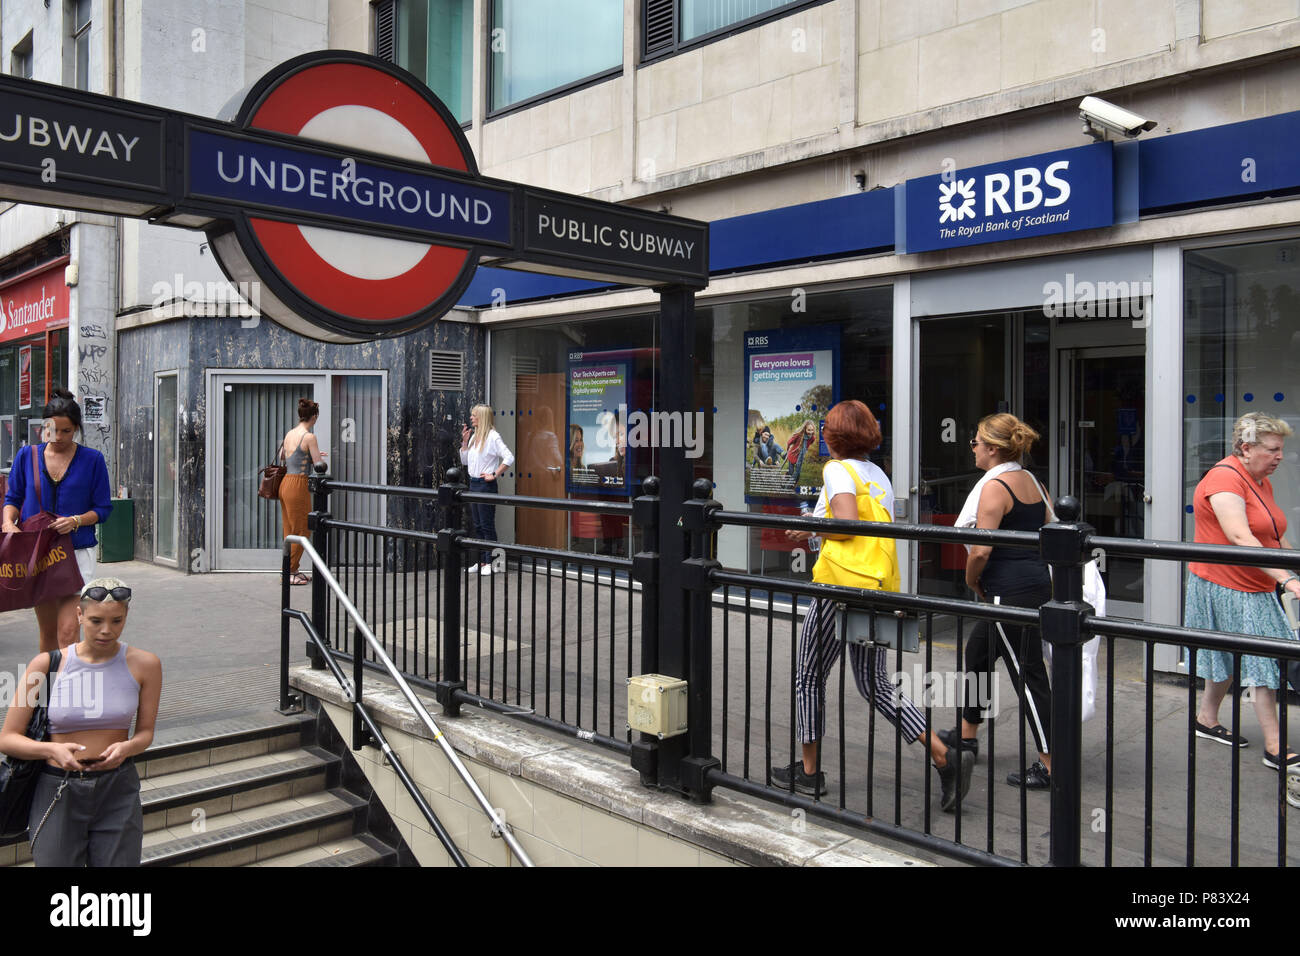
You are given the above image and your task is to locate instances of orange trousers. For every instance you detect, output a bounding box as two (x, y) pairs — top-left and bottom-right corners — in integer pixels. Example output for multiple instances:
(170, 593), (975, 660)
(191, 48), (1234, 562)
(279, 474), (310, 572)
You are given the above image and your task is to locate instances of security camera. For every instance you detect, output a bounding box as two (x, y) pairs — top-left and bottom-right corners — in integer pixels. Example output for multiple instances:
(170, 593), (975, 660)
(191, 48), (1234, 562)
(1078, 96), (1157, 139)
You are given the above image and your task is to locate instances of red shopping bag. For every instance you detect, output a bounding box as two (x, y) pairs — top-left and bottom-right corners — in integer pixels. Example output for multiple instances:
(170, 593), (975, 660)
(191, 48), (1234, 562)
(0, 518), (81, 611)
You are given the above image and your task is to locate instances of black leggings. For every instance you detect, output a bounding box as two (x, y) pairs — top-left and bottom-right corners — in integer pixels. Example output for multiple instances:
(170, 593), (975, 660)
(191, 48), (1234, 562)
(961, 581), (1052, 755)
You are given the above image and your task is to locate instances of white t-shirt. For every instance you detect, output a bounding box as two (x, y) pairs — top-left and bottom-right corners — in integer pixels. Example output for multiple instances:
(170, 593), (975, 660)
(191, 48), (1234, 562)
(813, 459), (894, 519)
(460, 429), (515, 478)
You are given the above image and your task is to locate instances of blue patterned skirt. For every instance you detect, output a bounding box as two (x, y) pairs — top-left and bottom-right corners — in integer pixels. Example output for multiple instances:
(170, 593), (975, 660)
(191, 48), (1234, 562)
(1184, 573), (1298, 689)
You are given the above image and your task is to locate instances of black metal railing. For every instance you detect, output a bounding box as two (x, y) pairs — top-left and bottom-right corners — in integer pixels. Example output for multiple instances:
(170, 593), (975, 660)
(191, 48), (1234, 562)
(301, 468), (644, 756)
(284, 465), (1300, 867)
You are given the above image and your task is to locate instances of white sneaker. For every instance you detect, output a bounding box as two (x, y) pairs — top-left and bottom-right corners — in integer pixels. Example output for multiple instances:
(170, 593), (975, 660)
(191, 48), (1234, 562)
(1289, 772), (1300, 810)
(480, 564), (493, 576)
(467, 564), (480, 574)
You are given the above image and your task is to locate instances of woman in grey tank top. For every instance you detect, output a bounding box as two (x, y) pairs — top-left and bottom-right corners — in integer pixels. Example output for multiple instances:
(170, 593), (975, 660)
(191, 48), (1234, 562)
(281, 398), (328, 585)
(0, 577), (162, 866)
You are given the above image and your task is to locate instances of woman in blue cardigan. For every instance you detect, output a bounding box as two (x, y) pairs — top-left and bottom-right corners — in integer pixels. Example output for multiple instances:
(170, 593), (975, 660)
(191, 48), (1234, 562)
(2, 389), (113, 651)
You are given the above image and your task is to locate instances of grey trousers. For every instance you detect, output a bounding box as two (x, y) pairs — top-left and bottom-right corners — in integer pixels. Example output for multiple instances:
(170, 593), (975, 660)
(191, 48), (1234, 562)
(28, 762), (143, 867)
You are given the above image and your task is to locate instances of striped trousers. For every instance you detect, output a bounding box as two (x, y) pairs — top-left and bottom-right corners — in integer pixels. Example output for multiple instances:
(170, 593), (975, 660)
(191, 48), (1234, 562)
(794, 598), (928, 745)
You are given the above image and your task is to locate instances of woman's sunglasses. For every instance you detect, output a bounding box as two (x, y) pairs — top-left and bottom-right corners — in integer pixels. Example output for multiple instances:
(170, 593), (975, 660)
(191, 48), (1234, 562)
(969, 438), (982, 448)
(81, 586), (132, 602)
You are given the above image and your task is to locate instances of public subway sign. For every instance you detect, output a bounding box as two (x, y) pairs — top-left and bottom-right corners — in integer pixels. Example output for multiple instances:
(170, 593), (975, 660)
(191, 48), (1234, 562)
(0, 53), (708, 343)
(521, 193), (708, 283)
(903, 142), (1113, 254)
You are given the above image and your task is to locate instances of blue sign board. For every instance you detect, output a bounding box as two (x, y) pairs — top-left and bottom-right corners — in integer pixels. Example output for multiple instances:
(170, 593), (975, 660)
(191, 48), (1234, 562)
(1139, 111), (1300, 212)
(743, 325), (841, 505)
(904, 142), (1113, 253)
(188, 128), (513, 247)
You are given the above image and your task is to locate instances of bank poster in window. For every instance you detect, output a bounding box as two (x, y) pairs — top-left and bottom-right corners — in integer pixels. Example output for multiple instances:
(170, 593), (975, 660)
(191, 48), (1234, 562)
(744, 325), (840, 505)
(566, 356), (628, 495)
(17, 345), (30, 410)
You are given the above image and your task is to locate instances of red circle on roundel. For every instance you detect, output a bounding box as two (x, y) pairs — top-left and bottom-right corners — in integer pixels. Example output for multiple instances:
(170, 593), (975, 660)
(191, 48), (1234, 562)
(244, 61), (472, 323)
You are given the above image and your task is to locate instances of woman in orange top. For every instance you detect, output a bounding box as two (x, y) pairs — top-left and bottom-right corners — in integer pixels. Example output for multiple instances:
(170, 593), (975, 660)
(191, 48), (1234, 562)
(1186, 412), (1300, 776)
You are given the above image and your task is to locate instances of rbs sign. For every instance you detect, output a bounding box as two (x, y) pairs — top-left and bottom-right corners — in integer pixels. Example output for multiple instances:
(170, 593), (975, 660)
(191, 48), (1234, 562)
(905, 143), (1113, 253)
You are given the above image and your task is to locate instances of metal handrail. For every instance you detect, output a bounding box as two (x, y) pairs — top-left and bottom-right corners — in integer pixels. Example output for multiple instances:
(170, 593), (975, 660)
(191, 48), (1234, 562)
(284, 534), (535, 867)
(282, 607), (470, 868)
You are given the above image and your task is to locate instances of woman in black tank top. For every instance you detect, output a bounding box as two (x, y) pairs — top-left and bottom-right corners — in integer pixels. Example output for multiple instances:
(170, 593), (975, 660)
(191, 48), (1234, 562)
(948, 413), (1055, 792)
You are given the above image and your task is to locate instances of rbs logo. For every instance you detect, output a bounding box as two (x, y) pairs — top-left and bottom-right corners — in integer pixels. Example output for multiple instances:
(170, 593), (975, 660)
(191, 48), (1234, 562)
(939, 160), (1071, 224)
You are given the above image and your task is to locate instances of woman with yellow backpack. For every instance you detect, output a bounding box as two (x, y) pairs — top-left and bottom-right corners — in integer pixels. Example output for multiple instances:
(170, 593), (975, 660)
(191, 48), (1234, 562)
(771, 400), (974, 811)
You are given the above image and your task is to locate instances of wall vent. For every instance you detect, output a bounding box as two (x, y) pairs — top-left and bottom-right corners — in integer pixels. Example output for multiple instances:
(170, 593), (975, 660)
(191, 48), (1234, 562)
(643, 0), (676, 59)
(374, 0), (396, 61)
(428, 350), (465, 391)
(512, 356), (539, 393)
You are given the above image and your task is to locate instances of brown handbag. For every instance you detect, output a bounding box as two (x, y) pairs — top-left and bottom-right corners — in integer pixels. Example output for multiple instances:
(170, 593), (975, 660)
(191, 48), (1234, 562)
(257, 441), (287, 500)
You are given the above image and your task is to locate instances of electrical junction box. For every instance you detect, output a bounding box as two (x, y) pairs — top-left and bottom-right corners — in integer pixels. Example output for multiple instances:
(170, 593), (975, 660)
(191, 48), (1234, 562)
(626, 674), (688, 739)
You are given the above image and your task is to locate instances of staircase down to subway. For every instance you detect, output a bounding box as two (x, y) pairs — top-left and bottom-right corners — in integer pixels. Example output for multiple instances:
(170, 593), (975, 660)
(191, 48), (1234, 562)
(1, 711), (413, 868)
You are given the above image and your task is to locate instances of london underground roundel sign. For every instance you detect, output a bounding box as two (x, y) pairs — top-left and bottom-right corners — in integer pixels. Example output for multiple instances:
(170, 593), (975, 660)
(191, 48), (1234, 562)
(203, 52), (492, 342)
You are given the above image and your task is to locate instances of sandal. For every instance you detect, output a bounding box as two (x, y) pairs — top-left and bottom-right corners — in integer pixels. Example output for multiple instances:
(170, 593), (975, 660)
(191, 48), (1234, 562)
(290, 572), (311, 586)
(1262, 750), (1300, 771)
(1194, 721), (1249, 747)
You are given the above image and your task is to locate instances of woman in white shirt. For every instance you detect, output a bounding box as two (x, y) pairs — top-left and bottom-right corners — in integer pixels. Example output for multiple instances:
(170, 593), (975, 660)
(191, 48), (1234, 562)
(459, 404), (514, 576)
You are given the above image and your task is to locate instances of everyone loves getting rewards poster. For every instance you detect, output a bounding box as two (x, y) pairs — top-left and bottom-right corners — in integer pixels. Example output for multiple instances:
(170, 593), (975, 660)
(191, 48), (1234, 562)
(744, 325), (840, 505)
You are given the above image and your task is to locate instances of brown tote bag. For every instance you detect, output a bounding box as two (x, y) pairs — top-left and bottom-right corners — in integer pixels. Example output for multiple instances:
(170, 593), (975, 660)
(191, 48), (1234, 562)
(258, 441), (287, 500)
(0, 445), (84, 612)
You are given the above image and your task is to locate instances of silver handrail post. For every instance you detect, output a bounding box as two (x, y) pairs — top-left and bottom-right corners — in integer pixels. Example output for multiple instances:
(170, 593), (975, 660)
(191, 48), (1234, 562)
(283, 534), (534, 868)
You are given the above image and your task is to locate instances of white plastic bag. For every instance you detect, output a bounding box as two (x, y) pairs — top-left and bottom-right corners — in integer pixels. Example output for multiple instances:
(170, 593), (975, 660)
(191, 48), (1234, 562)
(1026, 472), (1104, 721)
(1041, 635), (1101, 722)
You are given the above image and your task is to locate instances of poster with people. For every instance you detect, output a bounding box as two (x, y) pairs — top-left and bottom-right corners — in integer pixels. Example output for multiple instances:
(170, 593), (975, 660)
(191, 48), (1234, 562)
(566, 357), (629, 495)
(744, 325), (840, 504)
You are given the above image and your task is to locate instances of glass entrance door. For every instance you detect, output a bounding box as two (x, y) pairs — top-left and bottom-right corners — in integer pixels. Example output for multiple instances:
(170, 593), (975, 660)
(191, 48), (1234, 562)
(915, 310), (1050, 597)
(210, 374), (328, 570)
(1062, 348), (1146, 613)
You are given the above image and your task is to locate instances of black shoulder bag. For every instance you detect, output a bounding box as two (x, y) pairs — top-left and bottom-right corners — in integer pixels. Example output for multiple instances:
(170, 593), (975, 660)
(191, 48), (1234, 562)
(0, 649), (62, 838)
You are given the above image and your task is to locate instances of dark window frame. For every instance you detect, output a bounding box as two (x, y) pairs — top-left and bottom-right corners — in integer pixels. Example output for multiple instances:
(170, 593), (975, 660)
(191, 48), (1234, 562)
(485, 0), (625, 120)
(641, 0), (834, 65)
(11, 31), (34, 79)
(70, 0), (92, 91)
(375, 0), (474, 130)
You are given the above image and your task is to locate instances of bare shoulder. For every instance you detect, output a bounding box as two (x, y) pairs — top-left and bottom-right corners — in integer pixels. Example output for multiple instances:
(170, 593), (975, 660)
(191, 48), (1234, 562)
(125, 646), (162, 680)
(979, 477), (1011, 505)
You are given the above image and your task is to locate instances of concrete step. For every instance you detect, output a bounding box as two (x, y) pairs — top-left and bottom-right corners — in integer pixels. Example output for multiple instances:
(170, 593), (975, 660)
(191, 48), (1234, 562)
(140, 746), (339, 833)
(142, 789), (368, 866)
(2, 708), (411, 867)
(253, 833), (398, 867)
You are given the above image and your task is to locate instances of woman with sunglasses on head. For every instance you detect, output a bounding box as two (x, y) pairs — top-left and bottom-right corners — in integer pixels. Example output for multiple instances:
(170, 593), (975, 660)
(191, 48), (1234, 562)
(2, 388), (112, 651)
(0, 578), (160, 866)
(949, 413), (1054, 790)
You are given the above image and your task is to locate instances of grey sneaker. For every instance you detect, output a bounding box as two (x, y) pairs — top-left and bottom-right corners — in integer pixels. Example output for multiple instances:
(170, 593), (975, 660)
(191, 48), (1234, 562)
(770, 761), (827, 796)
(938, 728), (980, 760)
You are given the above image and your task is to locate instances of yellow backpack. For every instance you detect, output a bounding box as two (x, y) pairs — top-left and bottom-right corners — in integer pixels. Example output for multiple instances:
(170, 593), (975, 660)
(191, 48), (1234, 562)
(810, 461), (900, 593)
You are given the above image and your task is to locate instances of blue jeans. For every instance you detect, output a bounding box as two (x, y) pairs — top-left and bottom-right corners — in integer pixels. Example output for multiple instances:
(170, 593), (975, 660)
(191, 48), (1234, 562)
(468, 477), (498, 565)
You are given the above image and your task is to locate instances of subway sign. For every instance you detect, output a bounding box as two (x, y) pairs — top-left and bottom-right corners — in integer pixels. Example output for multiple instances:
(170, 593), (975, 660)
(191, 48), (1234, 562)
(0, 52), (708, 343)
(904, 142), (1113, 254)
